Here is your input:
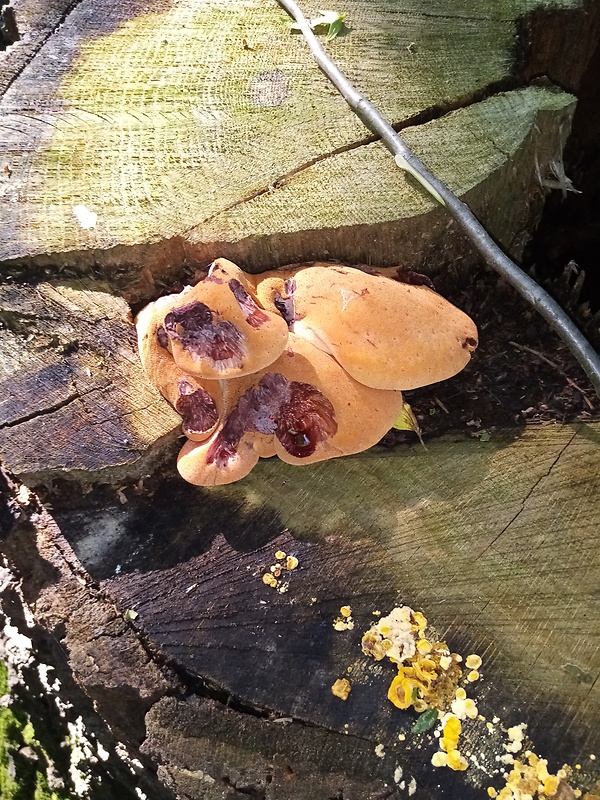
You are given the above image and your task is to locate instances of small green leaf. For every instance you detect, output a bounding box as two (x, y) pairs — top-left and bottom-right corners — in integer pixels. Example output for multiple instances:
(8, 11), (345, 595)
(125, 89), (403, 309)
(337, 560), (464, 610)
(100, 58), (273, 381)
(392, 402), (419, 433)
(412, 707), (438, 734)
(327, 18), (344, 42)
(123, 609), (139, 622)
(290, 10), (346, 39)
(327, 16), (345, 40)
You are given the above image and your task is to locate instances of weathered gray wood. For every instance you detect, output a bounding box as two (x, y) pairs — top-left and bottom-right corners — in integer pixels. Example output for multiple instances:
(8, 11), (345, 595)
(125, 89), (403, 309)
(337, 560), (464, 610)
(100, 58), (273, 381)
(0, 278), (180, 482)
(0, 0), (583, 283)
(29, 422), (598, 798)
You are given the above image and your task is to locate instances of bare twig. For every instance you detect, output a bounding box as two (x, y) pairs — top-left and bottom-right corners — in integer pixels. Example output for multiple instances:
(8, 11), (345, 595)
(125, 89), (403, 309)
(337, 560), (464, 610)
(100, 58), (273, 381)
(509, 341), (595, 409)
(277, 0), (600, 400)
(434, 397), (450, 414)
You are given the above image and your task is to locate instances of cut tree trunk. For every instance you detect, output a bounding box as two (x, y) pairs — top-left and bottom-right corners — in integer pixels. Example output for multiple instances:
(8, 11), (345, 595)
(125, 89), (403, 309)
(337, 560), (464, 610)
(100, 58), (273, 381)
(0, 0), (591, 289)
(2, 423), (600, 799)
(1, 1), (600, 799)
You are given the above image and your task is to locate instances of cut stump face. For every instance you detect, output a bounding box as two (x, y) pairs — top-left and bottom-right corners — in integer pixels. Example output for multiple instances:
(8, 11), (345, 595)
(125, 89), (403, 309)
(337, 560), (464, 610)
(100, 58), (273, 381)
(136, 259), (478, 485)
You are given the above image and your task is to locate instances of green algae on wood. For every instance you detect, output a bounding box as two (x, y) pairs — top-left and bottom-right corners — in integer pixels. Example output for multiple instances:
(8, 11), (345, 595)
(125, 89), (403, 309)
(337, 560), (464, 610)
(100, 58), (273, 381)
(0, 0), (583, 270)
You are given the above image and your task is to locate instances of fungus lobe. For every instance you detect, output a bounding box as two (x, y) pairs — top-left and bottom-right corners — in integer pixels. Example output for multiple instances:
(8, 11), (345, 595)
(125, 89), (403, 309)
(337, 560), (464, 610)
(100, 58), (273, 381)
(228, 279), (270, 329)
(175, 380), (219, 436)
(206, 372), (338, 467)
(137, 258), (477, 487)
(163, 300), (245, 370)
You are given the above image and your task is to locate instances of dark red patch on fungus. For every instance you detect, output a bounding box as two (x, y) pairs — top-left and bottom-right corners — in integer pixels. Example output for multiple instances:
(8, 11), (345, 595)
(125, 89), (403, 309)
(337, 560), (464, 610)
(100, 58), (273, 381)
(463, 336), (478, 351)
(205, 432), (238, 469)
(276, 381), (337, 457)
(274, 278), (296, 326)
(156, 326), (169, 349)
(175, 380), (218, 435)
(393, 267), (436, 291)
(163, 301), (245, 369)
(229, 279), (270, 329)
(206, 372), (337, 467)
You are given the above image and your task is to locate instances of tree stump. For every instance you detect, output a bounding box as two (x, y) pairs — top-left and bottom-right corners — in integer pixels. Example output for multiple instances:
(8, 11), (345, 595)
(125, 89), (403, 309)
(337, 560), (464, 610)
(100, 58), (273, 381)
(1, 1), (599, 798)
(0, 0), (586, 285)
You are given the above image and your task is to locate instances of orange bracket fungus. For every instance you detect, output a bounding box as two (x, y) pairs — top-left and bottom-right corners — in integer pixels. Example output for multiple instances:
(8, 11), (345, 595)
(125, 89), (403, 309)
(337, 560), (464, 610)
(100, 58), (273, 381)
(136, 258), (478, 486)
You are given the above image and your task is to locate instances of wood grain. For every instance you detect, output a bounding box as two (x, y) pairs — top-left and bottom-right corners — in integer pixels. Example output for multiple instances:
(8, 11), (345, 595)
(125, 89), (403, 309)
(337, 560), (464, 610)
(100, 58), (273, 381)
(0, 0), (580, 278)
(48, 422), (600, 797)
(0, 278), (180, 482)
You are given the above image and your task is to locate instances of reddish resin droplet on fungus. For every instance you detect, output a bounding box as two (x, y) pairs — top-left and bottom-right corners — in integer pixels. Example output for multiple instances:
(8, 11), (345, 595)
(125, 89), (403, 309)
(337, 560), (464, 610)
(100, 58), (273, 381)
(163, 301), (245, 369)
(228, 278), (270, 329)
(206, 372), (337, 467)
(276, 381), (337, 457)
(175, 380), (218, 435)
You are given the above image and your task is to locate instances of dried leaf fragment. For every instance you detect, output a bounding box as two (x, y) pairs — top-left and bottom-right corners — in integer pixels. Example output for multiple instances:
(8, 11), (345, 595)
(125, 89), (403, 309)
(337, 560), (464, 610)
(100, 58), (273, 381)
(290, 10), (347, 41)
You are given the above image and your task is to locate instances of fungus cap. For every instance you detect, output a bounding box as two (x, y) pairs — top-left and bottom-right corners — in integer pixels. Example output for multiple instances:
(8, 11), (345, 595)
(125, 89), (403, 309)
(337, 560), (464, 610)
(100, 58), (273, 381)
(175, 369), (266, 485)
(136, 297), (223, 441)
(288, 264), (478, 390)
(177, 436), (260, 487)
(138, 259), (479, 487)
(268, 335), (404, 464)
(174, 334), (403, 485)
(154, 259), (289, 381)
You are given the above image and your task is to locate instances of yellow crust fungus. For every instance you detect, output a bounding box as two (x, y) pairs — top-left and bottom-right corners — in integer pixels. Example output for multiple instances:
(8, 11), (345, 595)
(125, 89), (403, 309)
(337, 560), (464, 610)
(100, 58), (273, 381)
(331, 678), (352, 700)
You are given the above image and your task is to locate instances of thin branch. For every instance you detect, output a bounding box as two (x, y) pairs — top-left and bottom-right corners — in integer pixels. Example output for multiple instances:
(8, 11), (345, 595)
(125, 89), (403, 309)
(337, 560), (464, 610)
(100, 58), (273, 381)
(277, 0), (600, 400)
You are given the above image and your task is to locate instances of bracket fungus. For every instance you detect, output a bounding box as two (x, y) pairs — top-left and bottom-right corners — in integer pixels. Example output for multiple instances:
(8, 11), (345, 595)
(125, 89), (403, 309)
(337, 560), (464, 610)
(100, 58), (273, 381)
(136, 258), (478, 486)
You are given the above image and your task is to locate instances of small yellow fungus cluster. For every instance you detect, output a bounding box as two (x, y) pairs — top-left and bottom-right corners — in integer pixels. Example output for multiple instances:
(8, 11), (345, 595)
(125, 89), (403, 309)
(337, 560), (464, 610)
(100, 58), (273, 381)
(361, 606), (489, 773)
(261, 548), (299, 593)
(490, 752), (577, 799)
(362, 607), (463, 713)
(430, 714), (468, 771)
(504, 723), (527, 755)
(361, 606), (423, 664)
(333, 605), (355, 631)
(428, 680), (483, 771)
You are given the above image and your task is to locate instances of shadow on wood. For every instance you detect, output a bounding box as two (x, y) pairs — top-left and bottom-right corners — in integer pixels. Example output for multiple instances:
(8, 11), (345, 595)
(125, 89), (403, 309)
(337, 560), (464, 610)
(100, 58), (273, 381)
(39, 423), (600, 799)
